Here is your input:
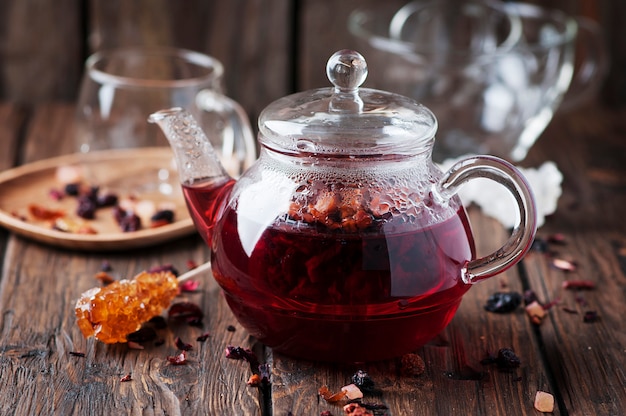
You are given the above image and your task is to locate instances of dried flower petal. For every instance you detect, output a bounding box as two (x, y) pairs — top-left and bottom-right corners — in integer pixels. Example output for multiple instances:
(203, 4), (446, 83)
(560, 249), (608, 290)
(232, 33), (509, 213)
(179, 279), (200, 292)
(28, 204), (65, 221)
(120, 373), (132, 382)
(167, 351), (188, 365)
(562, 280), (595, 290)
(224, 345), (258, 367)
(69, 351), (85, 358)
(168, 302), (204, 325)
(196, 332), (210, 342)
(534, 391), (555, 412)
(127, 341), (144, 350)
(583, 311), (600, 323)
(552, 258), (577, 272)
(319, 385), (347, 403)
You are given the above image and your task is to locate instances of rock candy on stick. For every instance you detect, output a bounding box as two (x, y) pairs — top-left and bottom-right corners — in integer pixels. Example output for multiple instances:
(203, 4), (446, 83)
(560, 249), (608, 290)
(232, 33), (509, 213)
(75, 261), (211, 344)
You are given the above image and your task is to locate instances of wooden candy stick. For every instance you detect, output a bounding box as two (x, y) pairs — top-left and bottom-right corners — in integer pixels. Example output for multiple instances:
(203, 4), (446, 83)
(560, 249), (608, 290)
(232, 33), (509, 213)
(177, 261), (212, 283)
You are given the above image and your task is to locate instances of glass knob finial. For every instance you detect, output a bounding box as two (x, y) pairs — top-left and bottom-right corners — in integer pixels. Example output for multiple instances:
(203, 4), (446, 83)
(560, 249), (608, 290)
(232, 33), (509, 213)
(326, 50), (368, 92)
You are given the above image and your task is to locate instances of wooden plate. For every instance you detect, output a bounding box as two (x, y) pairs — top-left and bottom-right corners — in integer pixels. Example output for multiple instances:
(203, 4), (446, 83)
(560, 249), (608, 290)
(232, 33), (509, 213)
(0, 148), (196, 251)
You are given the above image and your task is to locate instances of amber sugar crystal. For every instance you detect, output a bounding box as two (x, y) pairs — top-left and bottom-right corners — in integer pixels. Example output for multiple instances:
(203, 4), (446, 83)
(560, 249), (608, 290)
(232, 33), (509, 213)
(75, 271), (179, 343)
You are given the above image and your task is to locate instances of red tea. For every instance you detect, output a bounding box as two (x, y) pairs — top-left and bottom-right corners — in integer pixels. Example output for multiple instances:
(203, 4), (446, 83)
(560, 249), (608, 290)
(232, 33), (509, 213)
(191, 181), (475, 362)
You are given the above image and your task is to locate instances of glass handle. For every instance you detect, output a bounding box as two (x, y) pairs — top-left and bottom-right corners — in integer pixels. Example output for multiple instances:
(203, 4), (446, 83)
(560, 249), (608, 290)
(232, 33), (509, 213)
(433, 156), (537, 284)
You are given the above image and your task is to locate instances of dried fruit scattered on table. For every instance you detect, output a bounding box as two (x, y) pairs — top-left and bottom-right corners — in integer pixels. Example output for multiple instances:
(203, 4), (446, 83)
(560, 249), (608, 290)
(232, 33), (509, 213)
(552, 258), (577, 272)
(481, 348), (521, 370)
(168, 302), (204, 325)
(341, 384), (363, 400)
(343, 402), (373, 416)
(175, 337), (193, 351)
(75, 270), (179, 344)
(562, 280), (595, 290)
(534, 391), (555, 412)
(247, 374), (262, 386)
(525, 301), (547, 325)
(401, 353), (426, 376)
(120, 373), (132, 382)
(167, 351), (188, 365)
(28, 204), (65, 221)
(351, 370), (376, 394)
(583, 310), (600, 323)
(484, 292), (522, 313)
(319, 385), (347, 403)
(69, 351), (85, 358)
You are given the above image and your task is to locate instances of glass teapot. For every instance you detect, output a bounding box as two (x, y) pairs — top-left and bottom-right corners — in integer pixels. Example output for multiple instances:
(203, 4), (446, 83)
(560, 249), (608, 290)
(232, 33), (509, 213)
(150, 50), (536, 363)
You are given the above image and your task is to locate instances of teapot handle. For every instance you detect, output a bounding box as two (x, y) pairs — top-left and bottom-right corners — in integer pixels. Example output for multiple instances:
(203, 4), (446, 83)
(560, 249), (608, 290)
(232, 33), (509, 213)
(195, 90), (257, 177)
(433, 156), (537, 284)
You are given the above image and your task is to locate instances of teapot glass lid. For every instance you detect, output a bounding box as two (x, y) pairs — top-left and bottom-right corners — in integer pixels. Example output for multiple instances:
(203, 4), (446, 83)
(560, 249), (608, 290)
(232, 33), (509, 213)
(258, 50), (438, 156)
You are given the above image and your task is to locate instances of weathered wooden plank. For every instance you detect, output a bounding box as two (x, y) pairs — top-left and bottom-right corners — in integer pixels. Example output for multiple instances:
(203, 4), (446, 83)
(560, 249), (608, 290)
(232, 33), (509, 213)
(520, 107), (626, 416)
(0, 0), (83, 104)
(0, 103), (25, 171)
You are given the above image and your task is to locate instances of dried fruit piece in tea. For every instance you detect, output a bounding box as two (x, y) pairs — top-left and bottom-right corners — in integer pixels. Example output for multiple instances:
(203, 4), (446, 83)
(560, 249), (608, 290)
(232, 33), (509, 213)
(484, 292), (522, 313)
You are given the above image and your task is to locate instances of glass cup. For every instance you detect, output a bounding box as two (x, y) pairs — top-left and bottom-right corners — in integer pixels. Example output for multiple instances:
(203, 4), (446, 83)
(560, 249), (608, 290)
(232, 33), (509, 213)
(348, 0), (607, 163)
(75, 47), (256, 191)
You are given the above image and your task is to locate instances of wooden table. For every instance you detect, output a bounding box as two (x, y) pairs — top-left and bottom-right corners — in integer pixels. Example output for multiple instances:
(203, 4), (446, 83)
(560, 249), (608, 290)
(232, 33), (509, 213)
(0, 101), (624, 416)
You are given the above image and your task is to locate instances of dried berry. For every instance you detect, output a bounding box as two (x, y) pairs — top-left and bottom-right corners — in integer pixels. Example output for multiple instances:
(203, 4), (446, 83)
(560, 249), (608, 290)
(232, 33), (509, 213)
(583, 311), (600, 323)
(179, 279), (200, 292)
(562, 280), (595, 290)
(151, 209), (174, 223)
(351, 370), (376, 394)
(227, 325), (236, 332)
(343, 402), (373, 415)
(484, 292), (522, 313)
(76, 195), (97, 219)
(481, 348), (521, 370)
(496, 348), (521, 369)
(97, 192), (119, 207)
(120, 373), (132, 382)
(64, 183), (81, 196)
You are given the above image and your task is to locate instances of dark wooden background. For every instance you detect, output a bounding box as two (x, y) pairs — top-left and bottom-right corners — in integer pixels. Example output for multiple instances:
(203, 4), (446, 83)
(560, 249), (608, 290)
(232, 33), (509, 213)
(0, 0), (624, 127)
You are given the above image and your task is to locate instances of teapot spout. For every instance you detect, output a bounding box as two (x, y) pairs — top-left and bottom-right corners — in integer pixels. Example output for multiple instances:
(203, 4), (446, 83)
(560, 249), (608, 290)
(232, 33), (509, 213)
(149, 107), (230, 185)
(149, 107), (234, 244)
